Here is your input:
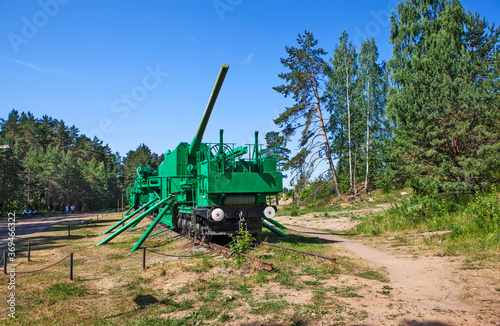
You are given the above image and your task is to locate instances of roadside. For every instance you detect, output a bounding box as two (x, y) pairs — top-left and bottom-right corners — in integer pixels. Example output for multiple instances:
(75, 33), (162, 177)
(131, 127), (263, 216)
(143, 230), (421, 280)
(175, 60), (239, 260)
(0, 212), (109, 248)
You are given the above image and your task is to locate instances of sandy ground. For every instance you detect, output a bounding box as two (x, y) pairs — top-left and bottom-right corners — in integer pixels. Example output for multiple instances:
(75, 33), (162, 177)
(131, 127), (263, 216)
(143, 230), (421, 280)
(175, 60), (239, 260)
(273, 208), (500, 326)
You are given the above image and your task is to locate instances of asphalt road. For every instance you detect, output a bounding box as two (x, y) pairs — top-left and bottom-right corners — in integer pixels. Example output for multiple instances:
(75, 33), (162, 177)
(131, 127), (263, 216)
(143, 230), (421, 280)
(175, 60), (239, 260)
(0, 213), (104, 249)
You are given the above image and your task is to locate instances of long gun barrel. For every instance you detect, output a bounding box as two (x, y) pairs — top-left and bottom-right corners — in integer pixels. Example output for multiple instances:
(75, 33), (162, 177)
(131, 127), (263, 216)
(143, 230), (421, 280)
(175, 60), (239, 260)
(188, 63), (229, 159)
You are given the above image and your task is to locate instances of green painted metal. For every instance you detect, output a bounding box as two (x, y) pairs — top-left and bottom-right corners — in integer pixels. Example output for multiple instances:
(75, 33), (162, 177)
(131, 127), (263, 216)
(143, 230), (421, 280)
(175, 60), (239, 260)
(102, 197), (156, 235)
(128, 225), (149, 232)
(262, 221), (289, 238)
(146, 228), (171, 239)
(188, 63), (229, 159)
(263, 216), (288, 230)
(97, 63), (285, 250)
(96, 198), (168, 246)
(131, 201), (173, 252)
(124, 205), (134, 217)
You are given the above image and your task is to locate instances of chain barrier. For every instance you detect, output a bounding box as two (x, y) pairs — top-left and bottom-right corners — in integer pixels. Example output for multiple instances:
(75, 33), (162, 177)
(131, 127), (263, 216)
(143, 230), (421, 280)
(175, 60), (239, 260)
(145, 248), (206, 258)
(15, 255), (71, 274)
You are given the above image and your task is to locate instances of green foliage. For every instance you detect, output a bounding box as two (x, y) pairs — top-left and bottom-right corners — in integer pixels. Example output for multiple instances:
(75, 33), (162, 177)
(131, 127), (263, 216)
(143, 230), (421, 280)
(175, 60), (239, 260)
(0, 110), (165, 215)
(357, 191), (500, 257)
(0, 110), (125, 214)
(327, 30), (360, 196)
(229, 226), (255, 265)
(387, 0), (500, 194)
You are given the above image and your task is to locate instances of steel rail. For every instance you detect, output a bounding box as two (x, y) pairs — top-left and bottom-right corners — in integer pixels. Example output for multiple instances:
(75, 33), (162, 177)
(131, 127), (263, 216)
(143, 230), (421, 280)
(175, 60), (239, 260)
(259, 242), (337, 263)
(208, 242), (274, 271)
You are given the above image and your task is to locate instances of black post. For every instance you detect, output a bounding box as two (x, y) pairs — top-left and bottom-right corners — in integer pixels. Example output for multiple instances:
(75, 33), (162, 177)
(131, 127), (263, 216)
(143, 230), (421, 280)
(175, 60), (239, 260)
(96, 215), (98, 221)
(3, 251), (6, 274)
(28, 243), (31, 262)
(69, 253), (73, 280)
(142, 247), (146, 270)
(68, 225), (71, 236)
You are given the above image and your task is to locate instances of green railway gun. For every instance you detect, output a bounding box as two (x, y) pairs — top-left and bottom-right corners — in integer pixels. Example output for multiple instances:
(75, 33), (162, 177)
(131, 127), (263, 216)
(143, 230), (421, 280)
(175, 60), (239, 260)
(97, 64), (286, 252)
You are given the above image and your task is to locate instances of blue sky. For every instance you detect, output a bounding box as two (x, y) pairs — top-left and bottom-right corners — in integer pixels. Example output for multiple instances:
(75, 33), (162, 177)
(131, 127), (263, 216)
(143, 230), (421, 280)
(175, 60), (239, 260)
(1, 0), (499, 161)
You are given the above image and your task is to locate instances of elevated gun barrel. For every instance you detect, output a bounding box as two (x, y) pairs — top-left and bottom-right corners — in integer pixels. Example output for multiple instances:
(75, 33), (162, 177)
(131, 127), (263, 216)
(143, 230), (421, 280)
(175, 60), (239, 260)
(188, 63), (229, 159)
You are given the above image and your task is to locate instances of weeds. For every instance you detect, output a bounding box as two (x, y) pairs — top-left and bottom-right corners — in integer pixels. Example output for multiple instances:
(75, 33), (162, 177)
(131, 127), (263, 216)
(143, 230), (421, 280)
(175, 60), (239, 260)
(356, 191), (500, 259)
(229, 225), (255, 266)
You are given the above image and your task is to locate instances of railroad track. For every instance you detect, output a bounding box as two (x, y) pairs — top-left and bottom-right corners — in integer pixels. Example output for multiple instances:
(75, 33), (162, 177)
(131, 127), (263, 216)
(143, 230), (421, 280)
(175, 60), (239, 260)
(202, 241), (337, 271)
(141, 227), (337, 271)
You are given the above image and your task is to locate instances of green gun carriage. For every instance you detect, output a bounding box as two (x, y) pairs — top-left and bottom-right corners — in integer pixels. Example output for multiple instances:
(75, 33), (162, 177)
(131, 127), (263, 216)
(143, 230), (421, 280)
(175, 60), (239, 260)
(98, 64), (285, 251)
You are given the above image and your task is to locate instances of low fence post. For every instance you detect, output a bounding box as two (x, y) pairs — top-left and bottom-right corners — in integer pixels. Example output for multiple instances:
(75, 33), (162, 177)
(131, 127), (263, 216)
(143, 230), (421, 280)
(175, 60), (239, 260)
(28, 243), (31, 262)
(68, 225), (71, 236)
(3, 251), (6, 274)
(69, 253), (73, 280)
(143, 247), (146, 270)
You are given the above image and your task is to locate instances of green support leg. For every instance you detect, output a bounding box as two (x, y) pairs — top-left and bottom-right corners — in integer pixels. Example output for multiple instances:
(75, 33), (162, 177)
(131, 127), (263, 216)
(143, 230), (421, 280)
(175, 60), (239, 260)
(124, 205), (134, 217)
(262, 221), (289, 238)
(131, 202), (173, 252)
(263, 216), (288, 230)
(147, 228), (171, 239)
(128, 217), (144, 229)
(128, 225), (149, 232)
(102, 197), (156, 235)
(96, 198), (168, 246)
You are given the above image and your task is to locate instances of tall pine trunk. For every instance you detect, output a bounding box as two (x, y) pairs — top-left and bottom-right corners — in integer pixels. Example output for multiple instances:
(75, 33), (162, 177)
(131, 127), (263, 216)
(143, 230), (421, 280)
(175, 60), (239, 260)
(311, 66), (341, 197)
(364, 80), (370, 194)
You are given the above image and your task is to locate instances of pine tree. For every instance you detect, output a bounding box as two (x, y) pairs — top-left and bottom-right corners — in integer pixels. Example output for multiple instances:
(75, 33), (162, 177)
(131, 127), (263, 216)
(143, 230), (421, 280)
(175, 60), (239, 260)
(264, 131), (291, 174)
(123, 143), (155, 187)
(273, 30), (341, 196)
(388, 0), (500, 194)
(0, 109), (125, 214)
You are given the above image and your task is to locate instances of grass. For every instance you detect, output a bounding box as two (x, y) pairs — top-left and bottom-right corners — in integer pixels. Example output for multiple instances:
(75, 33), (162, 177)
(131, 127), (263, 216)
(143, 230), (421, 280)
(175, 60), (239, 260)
(356, 191), (500, 260)
(0, 212), (392, 325)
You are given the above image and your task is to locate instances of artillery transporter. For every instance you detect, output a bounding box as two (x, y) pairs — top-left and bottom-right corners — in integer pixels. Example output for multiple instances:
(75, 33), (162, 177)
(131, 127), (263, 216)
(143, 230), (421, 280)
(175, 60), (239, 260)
(97, 64), (285, 252)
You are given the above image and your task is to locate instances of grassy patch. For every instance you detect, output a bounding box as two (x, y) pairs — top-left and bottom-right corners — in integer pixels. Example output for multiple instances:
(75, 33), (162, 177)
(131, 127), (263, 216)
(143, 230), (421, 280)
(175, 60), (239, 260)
(356, 192), (500, 260)
(44, 282), (88, 300)
(249, 299), (289, 315)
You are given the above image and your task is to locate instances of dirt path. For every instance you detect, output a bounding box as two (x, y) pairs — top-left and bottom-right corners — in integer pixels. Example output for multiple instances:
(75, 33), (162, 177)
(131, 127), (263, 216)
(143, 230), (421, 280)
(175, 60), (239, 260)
(286, 226), (497, 325)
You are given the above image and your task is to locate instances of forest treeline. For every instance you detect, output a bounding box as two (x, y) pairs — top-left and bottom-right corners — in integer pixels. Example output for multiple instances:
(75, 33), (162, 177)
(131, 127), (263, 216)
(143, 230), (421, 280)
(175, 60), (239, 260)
(1, 0), (499, 216)
(0, 110), (162, 216)
(271, 0), (499, 202)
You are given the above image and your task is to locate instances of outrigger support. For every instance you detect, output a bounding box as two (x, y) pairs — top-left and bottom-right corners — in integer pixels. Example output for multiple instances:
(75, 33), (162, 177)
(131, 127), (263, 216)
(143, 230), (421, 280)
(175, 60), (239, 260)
(131, 201), (173, 252)
(96, 198), (169, 246)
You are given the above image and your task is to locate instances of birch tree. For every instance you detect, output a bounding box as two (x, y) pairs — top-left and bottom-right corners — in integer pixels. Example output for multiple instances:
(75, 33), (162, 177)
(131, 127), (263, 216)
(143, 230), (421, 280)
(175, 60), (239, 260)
(358, 38), (387, 194)
(327, 30), (359, 197)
